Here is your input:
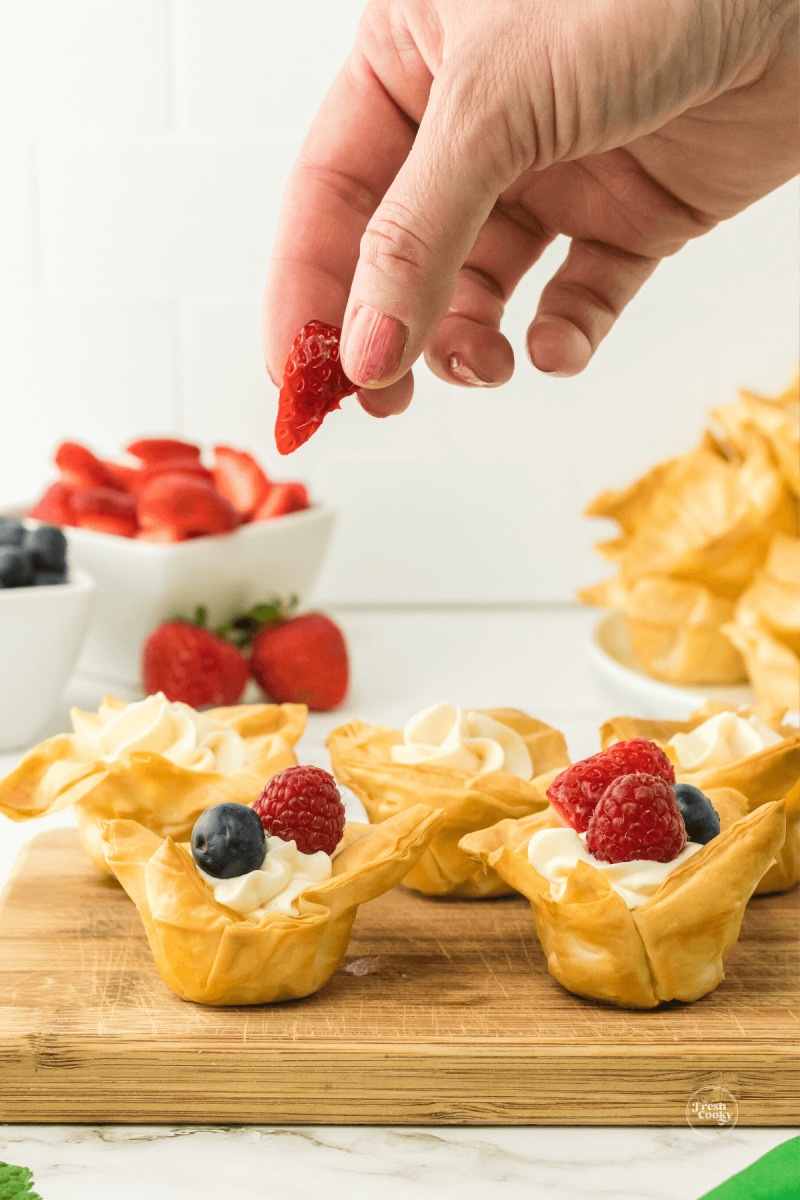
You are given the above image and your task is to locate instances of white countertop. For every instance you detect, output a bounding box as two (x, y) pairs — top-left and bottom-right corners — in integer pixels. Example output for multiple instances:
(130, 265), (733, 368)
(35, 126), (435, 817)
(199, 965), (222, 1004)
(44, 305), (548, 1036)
(0, 605), (794, 1199)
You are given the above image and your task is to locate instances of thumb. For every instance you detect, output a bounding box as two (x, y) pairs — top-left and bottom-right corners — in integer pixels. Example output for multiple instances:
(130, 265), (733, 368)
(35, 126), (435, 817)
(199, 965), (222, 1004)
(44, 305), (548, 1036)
(339, 63), (516, 396)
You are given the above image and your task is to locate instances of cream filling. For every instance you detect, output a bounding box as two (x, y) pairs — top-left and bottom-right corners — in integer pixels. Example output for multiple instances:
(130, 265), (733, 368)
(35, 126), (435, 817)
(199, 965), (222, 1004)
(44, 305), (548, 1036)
(527, 826), (703, 909)
(389, 702), (532, 779)
(71, 691), (248, 773)
(669, 710), (782, 772)
(199, 835), (332, 917)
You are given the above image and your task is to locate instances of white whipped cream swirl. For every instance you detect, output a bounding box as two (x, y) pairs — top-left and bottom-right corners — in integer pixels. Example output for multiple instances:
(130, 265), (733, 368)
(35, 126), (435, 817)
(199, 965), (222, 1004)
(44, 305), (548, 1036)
(71, 692), (249, 773)
(527, 826), (703, 909)
(199, 836), (332, 917)
(669, 710), (782, 772)
(389, 702), (532, 779)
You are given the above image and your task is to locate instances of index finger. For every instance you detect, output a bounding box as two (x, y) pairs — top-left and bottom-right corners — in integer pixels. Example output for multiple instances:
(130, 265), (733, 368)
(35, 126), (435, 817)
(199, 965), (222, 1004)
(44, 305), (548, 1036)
(262, 49), (422, 404)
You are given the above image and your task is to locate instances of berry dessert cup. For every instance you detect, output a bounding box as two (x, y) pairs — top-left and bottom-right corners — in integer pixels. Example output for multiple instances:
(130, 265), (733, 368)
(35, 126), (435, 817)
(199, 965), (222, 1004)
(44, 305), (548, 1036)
(327, 704), (570, 897)
(0, 693), (306, 872)
(599, 702), (800, 893)
(460, 771), (786, 1009)
(101, 767), (443, 1005)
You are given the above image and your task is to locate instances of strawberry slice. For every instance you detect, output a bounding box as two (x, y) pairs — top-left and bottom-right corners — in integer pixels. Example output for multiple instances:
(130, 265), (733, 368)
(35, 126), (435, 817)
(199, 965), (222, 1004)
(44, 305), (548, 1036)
(71, 488), (139, 537)
(212, 446), (271, 519)
(138, 473), (240, 539)
(138, 458), (214, 489)
(275, 321), (358, 455)
(252, 482), (309, 520)
(28, 482), (76, 526)
(55, 441), (125, 491)
(102, 461), (143, 493)
(126, 438), (201, 463)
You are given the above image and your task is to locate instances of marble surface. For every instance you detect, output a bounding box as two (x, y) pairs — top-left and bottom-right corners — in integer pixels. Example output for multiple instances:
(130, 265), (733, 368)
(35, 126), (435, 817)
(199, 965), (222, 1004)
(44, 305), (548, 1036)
(0, 605), (795, 1199)
(0, 1125), (796, 1200)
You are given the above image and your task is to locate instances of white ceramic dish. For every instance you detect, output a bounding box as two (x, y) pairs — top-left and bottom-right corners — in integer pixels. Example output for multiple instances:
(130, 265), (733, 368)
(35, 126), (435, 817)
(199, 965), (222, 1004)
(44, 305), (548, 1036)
(0, 566), (96, 750)
(589, 610), (758, 720)
(56, 505), (336, 688)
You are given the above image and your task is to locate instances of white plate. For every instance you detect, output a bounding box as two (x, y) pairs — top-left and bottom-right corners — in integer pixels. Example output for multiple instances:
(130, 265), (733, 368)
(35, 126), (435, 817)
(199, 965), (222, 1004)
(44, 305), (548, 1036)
(589, 610), (757, 720)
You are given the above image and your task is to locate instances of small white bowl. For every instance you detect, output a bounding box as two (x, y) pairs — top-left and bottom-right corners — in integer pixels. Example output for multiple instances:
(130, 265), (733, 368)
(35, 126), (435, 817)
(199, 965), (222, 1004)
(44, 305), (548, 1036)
(0, 566), (96, 751)
(62, 505), (336, 687)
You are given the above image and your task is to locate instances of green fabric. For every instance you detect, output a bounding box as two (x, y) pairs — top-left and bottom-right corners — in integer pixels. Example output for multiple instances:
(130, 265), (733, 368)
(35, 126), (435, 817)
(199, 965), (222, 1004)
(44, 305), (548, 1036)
(0, 1162), (42, 1200)
(698, 1136), (799, 1200)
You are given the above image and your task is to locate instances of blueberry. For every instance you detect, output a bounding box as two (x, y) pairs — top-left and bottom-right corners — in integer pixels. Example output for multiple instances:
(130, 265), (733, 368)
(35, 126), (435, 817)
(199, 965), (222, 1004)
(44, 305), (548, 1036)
(25, 524), (68, 572)
(33, 568), (68, 586)
(0, 547), (34, 588)
(0, 518), (25, 547)
(673, 783), (721, 845)
(191, 802), (266, 879)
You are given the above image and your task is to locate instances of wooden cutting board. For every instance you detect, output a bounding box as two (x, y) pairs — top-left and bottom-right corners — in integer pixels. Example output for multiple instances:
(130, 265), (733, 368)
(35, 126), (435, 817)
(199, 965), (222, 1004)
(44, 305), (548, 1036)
(1, 829), (797, 1125)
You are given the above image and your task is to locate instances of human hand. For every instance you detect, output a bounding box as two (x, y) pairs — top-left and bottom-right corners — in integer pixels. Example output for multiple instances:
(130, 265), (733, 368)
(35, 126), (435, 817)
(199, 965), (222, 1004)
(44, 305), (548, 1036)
(263, 0), (798, 417)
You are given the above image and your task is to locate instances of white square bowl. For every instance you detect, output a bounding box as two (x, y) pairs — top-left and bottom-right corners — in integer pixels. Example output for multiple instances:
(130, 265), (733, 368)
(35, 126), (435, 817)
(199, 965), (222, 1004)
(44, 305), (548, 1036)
(62, 505), (336, 688)
(0, 566), (96, 751)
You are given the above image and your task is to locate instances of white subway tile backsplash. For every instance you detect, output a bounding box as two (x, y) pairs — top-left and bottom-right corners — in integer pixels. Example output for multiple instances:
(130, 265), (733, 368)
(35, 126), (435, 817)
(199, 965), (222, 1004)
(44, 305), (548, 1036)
(0, 299), (178, 506)
(310, 451), (578, 605)
(182, 300), (273, 451)
(0, 139), (36, 293)
(174, 0), (362, 140)
(37, 139), (294, 297)
(0, 1), (171, 135)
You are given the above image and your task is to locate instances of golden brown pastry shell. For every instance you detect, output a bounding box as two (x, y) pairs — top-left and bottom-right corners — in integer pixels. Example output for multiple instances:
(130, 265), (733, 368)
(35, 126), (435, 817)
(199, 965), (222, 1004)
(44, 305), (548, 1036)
(101, 804), (444, 1005)
(459, 801), (786, 1008)
(326, 709), (569, 898)
(0, 697), (306, 872)
(597, 702), (799, 893)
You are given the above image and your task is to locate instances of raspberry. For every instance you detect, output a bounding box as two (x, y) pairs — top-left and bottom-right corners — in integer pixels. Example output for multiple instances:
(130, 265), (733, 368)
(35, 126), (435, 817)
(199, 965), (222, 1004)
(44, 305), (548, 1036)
(253, 764), (345, 855)
(275, 321), (358, 455)
(585, 772), (687, 864)
(605, 737), (675, 784)
(547, 738), (675, 833)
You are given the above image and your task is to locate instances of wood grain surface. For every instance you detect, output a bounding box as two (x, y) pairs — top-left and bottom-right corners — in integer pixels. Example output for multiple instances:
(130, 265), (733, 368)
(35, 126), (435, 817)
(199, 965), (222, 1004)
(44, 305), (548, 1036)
(1, 829), (797, 1125)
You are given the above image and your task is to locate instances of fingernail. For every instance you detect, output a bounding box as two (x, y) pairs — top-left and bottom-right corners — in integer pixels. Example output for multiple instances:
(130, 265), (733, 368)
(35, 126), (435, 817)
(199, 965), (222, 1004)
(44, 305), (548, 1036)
(448, 353), (496, 388)
(343, 305), (407, 388)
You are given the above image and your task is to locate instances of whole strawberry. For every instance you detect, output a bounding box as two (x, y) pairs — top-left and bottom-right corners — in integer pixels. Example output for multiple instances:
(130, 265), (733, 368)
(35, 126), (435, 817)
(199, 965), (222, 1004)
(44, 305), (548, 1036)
(275, 321), (358, 455)
(586, 772), (687, 864)
(253, 764), (345, 855)
(547, 738), (675, 833)
(143, 621), (248, 708)
(250, 611), (348, 711)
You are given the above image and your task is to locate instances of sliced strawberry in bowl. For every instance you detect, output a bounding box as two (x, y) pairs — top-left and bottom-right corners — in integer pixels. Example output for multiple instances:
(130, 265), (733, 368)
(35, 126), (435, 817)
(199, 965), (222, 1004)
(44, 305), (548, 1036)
(55, 441), (126, 491)
(126, 438), (201, 463)
(102, 461), (143, 493)
(252, 482), (309, 520)
(28, 482), (76, 526)
(138, 458), (215, 489)
(212, 446), (271, 519)
(137, 474), (241, 540)
(71, 487), (139, 537)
